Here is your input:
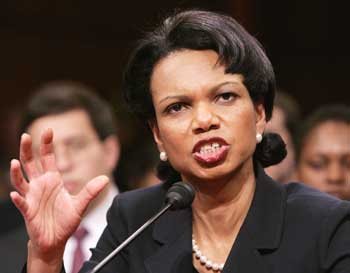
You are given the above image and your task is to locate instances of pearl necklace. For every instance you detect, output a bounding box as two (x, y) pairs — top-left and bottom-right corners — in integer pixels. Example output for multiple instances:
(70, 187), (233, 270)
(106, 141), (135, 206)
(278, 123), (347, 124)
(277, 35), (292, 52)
(192, 235), (225, 272)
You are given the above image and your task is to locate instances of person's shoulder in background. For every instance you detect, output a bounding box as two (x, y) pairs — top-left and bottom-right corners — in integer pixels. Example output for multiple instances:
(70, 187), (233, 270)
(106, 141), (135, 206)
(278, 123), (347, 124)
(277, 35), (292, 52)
(284, 181), (349, 216)
(0, 224), (28, 273)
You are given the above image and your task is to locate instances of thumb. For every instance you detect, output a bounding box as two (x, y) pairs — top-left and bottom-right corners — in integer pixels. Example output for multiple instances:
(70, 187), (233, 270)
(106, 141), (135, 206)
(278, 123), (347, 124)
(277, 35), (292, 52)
(75, 175), (109, 215)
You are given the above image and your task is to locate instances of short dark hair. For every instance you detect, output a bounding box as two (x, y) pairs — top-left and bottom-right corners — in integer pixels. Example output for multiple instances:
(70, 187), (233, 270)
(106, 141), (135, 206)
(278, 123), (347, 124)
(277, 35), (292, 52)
(124, 9), (275, 122)
(295, 104), (350, 161)
(123, 10), (285, 182)
(20, 80), (117, 140)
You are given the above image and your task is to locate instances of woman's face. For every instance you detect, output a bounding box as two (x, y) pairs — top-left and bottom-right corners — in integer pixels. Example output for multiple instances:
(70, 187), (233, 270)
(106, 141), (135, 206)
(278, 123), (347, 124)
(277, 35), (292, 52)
(150, 49), (266, 183)
(297, 121), (350, 200)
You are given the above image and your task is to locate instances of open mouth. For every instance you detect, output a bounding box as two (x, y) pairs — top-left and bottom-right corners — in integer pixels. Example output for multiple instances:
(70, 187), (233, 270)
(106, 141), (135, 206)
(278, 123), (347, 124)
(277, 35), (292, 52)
(193, 138), (229, 165)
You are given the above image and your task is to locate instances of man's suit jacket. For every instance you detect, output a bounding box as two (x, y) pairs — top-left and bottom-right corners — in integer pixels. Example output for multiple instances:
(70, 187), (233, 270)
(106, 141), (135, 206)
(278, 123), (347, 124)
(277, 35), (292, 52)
(0, 199), (28, 273)
(79, 166), (350, 273)
(0, 225), (28, 273)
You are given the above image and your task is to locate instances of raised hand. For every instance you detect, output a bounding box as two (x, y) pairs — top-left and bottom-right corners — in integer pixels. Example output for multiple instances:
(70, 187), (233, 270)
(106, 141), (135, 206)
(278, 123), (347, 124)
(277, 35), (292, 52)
(10, 128), (108, 259)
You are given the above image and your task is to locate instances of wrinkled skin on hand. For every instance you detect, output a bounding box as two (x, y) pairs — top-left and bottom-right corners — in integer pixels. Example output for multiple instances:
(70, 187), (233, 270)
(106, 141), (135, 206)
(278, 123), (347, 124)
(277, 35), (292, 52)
(10, 128), (108, 257)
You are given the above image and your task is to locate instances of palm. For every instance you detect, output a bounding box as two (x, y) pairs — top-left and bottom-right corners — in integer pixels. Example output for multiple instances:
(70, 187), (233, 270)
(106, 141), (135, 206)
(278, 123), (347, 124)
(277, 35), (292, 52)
(10, 129), (108, 253)
(25, 172), (81, 250)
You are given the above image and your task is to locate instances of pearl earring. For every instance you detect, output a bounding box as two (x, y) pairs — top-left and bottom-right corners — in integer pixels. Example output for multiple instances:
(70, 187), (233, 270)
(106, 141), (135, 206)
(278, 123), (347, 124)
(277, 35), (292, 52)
(160, 151), (168, 161)
(256, 133), (263, 143)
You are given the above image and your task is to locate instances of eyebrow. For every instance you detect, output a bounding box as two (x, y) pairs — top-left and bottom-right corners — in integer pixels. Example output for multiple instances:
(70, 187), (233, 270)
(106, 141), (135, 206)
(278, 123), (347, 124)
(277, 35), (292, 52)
(158, 81), (242, 104)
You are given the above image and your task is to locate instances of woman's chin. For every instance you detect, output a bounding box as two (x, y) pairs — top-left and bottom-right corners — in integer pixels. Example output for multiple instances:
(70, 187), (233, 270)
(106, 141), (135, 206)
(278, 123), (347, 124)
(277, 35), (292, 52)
(185, 167), (235, 184)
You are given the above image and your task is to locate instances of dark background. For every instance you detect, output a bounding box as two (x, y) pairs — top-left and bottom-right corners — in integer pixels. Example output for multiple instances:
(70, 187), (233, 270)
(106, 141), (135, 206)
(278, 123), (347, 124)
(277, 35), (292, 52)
(0, 0), (348, 160)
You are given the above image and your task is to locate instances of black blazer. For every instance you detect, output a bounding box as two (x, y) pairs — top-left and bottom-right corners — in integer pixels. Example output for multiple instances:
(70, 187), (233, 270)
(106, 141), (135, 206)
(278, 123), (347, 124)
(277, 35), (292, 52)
(77, 166), (350, 273)
(21, 167), (350, 273)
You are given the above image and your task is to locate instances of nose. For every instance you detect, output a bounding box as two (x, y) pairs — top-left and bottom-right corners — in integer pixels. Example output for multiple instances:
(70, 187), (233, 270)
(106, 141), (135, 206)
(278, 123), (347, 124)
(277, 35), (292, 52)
(326, 162), (346, 185)
(192, 102), (219, 134)
(55, 145), (73, 172)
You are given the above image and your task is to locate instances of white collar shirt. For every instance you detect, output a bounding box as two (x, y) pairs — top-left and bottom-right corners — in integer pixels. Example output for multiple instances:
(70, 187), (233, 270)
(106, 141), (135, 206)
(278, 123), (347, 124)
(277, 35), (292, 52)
(63, 184), (119, 273)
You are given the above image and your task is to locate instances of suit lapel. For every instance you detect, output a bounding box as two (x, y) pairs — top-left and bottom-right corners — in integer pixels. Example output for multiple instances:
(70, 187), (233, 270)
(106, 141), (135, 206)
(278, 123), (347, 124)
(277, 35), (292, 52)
(145, 207), (193, 273)
(222, 166), (286, 273)
(145, 166), (286, 273)
(222, 227), (271, 273)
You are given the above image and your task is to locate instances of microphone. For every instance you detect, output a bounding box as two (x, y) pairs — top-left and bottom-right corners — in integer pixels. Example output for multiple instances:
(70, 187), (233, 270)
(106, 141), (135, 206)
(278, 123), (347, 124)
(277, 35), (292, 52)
(89, 181), (195, 273)
(165, 181), (195, 210)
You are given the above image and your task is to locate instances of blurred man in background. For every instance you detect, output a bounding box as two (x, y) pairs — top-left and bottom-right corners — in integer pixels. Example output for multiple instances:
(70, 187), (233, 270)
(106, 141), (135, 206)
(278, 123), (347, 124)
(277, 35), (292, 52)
(0, 81), (121, 273)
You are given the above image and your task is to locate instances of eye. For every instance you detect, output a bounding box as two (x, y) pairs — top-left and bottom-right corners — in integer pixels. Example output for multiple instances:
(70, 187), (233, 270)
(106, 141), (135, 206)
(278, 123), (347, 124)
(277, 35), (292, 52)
(340, 157), (350, 169)
(307, 159), (327, 170)
(216, 92), (237, 103)
(165, 102), (187, 114)
(66, 138), (89, 152)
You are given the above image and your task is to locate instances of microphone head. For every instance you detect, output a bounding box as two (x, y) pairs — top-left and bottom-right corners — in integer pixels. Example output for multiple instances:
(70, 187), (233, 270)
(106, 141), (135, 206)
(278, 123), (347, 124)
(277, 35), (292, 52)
(165, 182), (195, 210)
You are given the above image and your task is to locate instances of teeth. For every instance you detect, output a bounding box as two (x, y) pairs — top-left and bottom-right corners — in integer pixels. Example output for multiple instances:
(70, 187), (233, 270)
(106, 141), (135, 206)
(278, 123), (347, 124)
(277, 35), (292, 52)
(199, 143), (221, 154)
(212, 143), (220, 149)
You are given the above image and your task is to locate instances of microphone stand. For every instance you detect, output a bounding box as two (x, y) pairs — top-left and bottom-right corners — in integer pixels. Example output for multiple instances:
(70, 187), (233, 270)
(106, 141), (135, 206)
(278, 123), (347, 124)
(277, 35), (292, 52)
(89, 202), (172, 273)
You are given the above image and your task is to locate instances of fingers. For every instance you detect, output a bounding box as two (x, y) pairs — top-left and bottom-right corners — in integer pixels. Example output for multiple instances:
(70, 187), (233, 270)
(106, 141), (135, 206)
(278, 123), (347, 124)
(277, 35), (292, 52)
(75, 176), (109, 214)
(20, 133), (40, 180)
(10, 191), (29, 218)
(40, 128), (58, 173)
(10, 159), (29, 195)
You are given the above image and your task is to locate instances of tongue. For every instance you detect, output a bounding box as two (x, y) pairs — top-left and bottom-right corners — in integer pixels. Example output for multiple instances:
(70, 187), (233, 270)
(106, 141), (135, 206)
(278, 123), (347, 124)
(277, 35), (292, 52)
(197, 152), (221, 162)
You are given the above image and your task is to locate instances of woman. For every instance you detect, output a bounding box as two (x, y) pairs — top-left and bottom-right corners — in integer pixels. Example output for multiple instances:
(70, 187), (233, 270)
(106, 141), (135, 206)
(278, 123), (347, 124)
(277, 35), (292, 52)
(296, 104), (350, 200)
(10, 10), (350, 273)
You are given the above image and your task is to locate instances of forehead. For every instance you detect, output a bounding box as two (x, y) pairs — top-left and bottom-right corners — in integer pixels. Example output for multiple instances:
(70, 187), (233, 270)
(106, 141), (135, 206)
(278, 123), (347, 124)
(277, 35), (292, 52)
(27, 109), (98, 144)
(151, 49), (244, 96)
(302, 121), (350, 155)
